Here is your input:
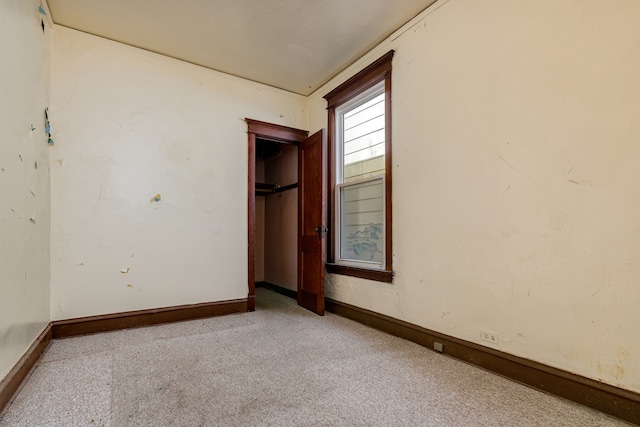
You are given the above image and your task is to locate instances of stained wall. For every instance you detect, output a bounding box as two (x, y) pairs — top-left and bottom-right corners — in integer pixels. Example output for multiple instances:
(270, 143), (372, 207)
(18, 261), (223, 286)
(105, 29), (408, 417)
(50, 27), (306, 319)
(0, 0), (51, 379)
(308, 0), (640, 393)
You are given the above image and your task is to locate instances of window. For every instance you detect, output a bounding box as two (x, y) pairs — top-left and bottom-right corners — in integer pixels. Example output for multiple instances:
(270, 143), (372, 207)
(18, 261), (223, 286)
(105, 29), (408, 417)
(324, 51), (394, 283)
(337, 86), (385, 266)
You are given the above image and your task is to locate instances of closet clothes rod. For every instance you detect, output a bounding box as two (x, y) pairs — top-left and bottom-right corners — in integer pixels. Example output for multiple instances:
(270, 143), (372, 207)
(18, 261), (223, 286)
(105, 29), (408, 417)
(255, 182), (298, 196)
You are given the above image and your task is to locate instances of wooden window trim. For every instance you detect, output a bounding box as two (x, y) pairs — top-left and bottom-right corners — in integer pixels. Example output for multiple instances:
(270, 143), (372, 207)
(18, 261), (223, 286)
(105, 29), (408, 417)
(324, 50), (394, 283)
(326, 263), (394, 282)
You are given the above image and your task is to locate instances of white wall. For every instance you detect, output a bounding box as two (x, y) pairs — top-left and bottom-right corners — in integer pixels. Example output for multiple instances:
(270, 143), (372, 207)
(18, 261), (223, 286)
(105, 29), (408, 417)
(50, 27), (306, 320)
(0, 0), (51, 379)
(308, 0), (640, 393)
(264, 146), (298, 291)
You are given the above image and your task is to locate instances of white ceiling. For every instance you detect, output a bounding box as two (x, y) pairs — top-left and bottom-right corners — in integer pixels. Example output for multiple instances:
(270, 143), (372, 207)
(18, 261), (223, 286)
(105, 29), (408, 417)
(46, 0), (436, 96)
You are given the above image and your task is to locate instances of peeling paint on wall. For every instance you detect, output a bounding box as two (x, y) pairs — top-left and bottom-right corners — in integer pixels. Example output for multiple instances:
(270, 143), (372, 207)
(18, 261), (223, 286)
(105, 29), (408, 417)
(44, 108), (53, 145)
(49, 25), (306, 332)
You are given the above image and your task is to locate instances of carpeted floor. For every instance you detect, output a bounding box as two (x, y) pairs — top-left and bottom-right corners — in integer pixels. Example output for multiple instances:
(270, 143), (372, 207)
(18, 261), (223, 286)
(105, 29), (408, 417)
(0, 288), (629, 426)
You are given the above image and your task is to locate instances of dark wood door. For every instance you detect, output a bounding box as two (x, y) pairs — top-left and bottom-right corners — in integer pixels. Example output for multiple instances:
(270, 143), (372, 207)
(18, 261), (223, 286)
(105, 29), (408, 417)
(298, 130), (326, 315)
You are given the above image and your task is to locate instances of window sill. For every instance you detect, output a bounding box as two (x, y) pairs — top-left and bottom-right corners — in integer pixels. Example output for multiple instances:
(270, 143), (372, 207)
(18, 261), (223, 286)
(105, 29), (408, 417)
(325, 263), (394, 283)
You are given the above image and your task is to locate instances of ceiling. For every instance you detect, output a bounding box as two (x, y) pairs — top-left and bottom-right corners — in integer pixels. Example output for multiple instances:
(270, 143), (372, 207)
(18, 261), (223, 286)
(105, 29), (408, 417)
(46, 0), (437, 96)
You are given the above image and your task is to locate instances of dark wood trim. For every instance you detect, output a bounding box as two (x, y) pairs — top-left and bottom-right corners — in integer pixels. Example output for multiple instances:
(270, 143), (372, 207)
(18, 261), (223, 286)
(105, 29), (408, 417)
(247, 294), (255, 313)
(326, 107), (336, 263)
(326, 264), (394, 283)
(384, 62), (393, 270)
(52, 298), (248, 339)
(0, 324), (52, 414)
(324, 50), (395, 109)
(325, 298), (640, 425)
(248, 132), (256, 312)
(297, 130), (327, 316)
(246, 119), (309, 312)
(323, 50), (395, 274)
(255, 281), (298, 300)
(246, 119), (308, 143)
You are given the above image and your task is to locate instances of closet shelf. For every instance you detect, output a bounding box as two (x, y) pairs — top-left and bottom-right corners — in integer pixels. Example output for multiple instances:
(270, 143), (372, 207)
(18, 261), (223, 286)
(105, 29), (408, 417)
(255, 182), (298, 196)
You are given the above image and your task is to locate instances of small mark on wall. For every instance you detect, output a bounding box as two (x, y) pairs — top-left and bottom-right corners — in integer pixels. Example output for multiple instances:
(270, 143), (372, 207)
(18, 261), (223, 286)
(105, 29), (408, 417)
(29, 218), (36, 224)
(502, 184), (511, 200)
(150, 193), (161, 203)
(18, 154), (23, 162)
(127, 283), (134, 288)
(120, 267), (130, 274)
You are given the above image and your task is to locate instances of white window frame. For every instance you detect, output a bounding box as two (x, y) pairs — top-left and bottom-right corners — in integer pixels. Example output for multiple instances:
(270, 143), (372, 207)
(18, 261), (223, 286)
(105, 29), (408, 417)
(334, 82), (386, 270)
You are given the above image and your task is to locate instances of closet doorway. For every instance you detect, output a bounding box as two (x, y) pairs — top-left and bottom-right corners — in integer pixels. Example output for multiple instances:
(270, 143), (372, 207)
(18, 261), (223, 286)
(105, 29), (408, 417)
(246, 119), (308, 311)
(246, 119), (327, 315)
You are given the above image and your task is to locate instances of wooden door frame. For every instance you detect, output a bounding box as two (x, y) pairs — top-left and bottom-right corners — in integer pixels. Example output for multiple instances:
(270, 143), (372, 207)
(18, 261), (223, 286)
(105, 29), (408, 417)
(245, 119), (309, 311)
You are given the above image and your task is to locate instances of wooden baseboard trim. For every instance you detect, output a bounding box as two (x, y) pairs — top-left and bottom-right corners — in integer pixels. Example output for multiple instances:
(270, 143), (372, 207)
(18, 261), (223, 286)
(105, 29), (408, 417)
(0, 324), (52, 414)
(325, 298), (640, 425)
(52, 298), (248, 339)
(256, 281), (297, 300)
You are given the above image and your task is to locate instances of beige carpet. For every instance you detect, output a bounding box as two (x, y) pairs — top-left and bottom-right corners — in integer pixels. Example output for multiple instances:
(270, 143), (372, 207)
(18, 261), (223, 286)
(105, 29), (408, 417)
(0, 288), (629, 426)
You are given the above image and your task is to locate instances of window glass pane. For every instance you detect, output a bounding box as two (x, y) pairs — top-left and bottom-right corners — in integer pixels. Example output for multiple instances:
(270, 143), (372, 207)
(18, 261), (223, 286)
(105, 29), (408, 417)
(340, 178), (384, 264)
(342, 93), (385, 182)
